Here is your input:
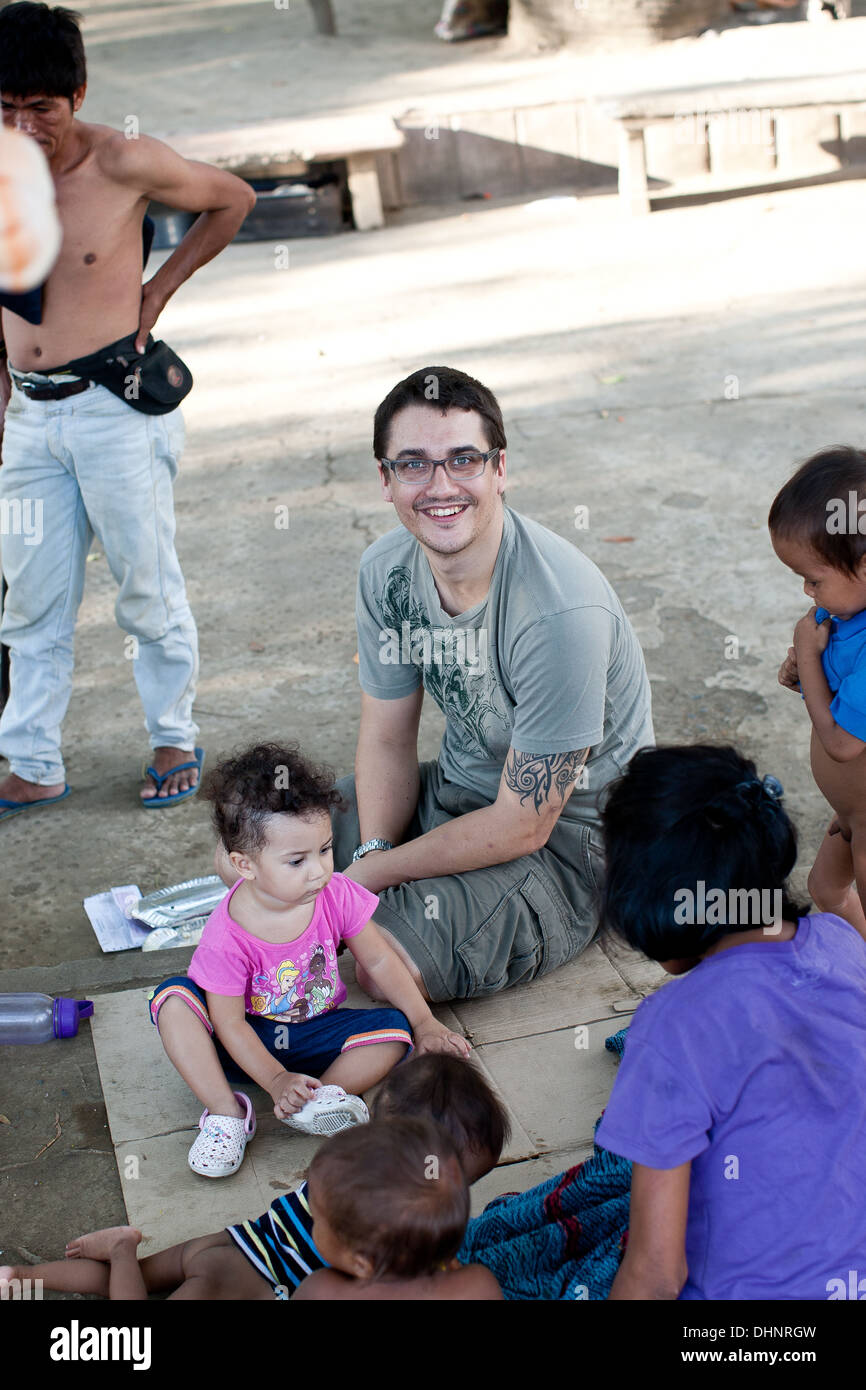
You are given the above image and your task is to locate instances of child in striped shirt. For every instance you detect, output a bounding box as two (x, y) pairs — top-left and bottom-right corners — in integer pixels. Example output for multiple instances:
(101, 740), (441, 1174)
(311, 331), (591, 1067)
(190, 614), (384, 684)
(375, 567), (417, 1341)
(291, 1117), (502, 1300)
(3, 1056), (509, 1300)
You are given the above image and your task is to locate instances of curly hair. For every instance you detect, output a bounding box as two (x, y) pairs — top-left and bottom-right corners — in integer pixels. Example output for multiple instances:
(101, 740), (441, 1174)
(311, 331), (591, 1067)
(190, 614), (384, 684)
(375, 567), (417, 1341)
(201, 742), (345, 855)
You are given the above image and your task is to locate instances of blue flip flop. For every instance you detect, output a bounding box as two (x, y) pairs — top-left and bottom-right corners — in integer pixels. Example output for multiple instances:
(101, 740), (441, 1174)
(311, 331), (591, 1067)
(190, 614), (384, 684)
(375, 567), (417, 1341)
(141, 747), (205, 809)
(0, 785), (71, 822)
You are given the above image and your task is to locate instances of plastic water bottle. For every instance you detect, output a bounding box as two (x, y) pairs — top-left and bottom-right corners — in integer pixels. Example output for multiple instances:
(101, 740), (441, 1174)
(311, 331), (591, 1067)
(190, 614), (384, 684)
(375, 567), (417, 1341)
(0, 994), (94, 1044)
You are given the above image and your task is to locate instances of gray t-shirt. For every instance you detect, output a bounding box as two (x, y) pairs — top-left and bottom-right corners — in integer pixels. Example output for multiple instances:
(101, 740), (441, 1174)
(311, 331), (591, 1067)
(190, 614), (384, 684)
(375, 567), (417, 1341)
(355, 506), (654, 836)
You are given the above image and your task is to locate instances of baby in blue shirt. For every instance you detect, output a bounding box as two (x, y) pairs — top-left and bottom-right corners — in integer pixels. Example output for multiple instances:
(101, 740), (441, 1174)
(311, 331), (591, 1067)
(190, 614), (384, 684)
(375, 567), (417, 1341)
(770, 446), (866, 938)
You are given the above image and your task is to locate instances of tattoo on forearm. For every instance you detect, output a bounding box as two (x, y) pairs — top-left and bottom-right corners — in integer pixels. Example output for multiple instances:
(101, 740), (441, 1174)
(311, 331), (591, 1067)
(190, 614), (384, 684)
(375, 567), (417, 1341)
(505, 750), (588, 813)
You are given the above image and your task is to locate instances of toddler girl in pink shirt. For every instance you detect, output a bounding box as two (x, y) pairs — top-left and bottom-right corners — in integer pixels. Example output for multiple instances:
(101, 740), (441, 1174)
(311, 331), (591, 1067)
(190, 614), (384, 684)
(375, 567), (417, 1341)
(148, 742), (469, 1178)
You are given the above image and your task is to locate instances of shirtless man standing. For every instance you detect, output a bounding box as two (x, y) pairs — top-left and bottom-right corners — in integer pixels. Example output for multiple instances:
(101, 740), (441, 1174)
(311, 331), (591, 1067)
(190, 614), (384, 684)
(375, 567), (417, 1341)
(0, 2), (255, 818)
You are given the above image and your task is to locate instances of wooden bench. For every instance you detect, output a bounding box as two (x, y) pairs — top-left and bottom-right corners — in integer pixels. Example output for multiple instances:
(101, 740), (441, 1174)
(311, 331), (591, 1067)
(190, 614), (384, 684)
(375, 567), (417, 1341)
(603, 74), (866, 213)
(166, 114), (405, 231)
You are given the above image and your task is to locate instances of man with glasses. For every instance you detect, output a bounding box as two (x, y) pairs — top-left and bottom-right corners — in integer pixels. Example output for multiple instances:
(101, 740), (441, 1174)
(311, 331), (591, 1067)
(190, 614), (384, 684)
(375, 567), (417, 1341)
(330, 365), (655, 1003)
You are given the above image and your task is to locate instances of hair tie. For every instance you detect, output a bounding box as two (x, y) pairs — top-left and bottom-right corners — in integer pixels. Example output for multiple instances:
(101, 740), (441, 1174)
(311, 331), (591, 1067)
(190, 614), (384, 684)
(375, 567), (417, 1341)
(734, 774), (784, 803)
(703, 773), (784, 826)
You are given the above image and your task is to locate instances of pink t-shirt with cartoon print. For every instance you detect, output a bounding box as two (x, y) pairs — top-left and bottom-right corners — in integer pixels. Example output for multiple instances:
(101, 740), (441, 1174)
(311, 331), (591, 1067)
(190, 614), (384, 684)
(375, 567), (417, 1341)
(188, 872), (380, 1023)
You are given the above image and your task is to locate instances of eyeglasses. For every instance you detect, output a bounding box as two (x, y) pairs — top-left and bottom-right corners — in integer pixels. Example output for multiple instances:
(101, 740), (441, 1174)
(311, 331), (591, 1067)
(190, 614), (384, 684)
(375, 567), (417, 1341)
(379, 447), (500, 486)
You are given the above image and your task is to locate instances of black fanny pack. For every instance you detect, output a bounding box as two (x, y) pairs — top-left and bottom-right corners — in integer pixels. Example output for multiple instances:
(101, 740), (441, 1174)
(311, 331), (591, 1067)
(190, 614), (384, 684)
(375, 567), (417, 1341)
(47, 332), (193, 415)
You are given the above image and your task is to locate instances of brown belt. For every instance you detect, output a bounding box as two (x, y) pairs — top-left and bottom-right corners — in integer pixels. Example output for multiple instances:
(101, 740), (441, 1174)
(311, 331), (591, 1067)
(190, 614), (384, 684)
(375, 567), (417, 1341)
(15, 377), (92, 401)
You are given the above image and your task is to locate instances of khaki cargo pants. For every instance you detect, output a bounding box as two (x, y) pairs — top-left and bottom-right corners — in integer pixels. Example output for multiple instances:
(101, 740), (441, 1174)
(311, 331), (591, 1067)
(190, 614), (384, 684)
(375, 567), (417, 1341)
(331, 760), (604, 1003)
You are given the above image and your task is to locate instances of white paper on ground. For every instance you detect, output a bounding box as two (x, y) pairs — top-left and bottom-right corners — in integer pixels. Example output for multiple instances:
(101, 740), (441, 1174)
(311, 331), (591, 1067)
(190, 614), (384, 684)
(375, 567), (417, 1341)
(84, 885), (150, 952)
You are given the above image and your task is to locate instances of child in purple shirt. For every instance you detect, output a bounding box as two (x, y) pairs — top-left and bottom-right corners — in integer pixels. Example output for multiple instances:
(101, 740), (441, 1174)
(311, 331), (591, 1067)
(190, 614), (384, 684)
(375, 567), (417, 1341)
(148, 743), (470, 1179)
(595, 744), (866, 1301)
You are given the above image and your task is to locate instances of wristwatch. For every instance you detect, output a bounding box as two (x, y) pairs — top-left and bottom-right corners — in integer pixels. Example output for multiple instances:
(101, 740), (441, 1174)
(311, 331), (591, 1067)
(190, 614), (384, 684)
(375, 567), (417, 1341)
(352, 838), (393, 862)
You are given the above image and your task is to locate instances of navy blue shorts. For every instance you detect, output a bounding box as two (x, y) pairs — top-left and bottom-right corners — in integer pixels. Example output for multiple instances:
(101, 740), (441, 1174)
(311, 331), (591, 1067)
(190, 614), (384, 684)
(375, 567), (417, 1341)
(148, 975), (412, 1084)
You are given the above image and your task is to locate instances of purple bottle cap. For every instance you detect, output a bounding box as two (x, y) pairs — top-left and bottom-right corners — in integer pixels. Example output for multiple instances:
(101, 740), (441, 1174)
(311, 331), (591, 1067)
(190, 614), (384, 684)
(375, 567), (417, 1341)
(52, 998), (94, 1039)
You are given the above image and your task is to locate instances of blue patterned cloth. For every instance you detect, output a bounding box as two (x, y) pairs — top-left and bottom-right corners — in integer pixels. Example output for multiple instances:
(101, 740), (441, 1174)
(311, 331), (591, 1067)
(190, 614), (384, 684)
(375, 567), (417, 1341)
(457, 1028), (631, 1300)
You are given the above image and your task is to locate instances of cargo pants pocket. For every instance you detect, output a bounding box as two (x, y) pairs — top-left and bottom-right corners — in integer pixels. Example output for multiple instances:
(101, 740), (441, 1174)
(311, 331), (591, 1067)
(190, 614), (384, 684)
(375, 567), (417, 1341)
(456, 865), (579, 998)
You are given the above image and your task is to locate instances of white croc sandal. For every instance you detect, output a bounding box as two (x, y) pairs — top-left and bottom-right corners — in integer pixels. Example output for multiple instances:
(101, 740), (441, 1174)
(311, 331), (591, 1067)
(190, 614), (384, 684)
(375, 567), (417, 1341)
(188, 1091), (256, 1177)
(281, 1085), (369, 1137)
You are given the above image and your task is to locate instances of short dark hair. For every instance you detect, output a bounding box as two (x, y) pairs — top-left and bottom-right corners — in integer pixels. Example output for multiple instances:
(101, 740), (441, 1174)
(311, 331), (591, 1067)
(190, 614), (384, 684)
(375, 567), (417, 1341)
(374, 1054), (510, 1167)
(373, 366), (507, 461)
(0, 3), (86, 103)
(600, 744), (810, 962)
(768, 446), (866, 578)
(307, 1117), (469, 1280)
(201, 742), (345, 856)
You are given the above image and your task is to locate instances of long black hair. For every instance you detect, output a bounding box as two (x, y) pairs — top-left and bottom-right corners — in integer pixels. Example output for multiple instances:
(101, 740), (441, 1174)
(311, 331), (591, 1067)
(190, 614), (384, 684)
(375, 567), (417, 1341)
(600, 744), (810, 962)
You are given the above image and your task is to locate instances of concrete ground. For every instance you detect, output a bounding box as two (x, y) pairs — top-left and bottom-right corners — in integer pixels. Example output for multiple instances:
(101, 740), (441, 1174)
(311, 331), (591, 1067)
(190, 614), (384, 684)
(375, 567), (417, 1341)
(2, 0), (865, 1292)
